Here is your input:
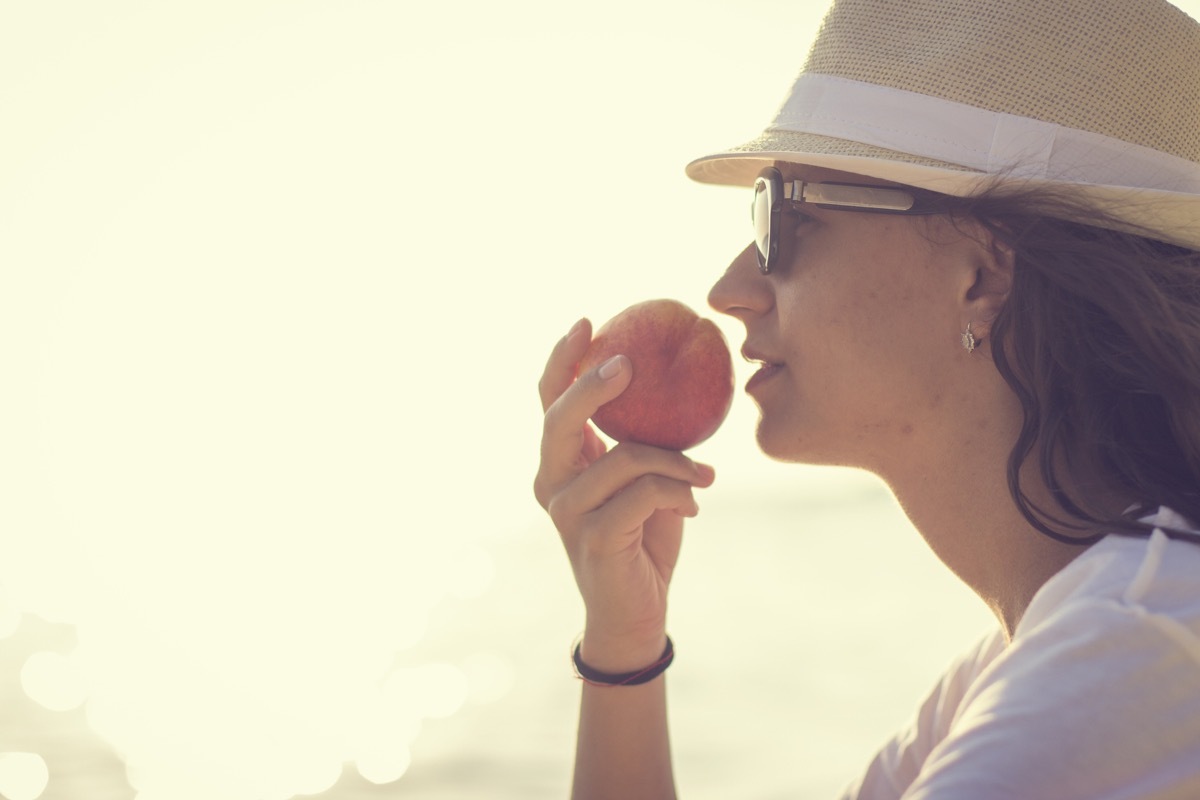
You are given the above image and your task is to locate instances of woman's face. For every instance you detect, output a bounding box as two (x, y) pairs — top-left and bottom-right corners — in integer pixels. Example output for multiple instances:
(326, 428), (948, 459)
(708, 165), (981, 472)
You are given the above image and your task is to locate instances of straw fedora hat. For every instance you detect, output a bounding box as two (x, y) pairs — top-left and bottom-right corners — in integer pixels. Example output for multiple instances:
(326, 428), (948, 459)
(686, 0), (1200, 251)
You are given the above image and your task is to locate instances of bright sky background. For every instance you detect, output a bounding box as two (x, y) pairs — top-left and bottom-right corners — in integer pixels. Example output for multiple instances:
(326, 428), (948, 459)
(2, 1), (1198, 799)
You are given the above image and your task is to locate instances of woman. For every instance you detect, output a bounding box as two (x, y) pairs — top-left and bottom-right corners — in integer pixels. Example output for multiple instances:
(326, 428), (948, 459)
(534, 0), (1200, 797)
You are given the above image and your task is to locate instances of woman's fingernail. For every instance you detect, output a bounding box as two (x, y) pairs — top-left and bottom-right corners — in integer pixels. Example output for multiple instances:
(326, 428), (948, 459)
(567, 318), (586, 341)
(598, 355), (624, 380)
(694, 463), (715, 483)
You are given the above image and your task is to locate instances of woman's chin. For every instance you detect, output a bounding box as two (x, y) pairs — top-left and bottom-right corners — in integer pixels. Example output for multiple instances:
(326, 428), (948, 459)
(754, 418), (859, 468)
(754, 419), (815, 464)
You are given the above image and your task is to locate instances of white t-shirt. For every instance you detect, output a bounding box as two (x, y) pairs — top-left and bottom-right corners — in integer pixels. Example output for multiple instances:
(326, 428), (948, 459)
(841, 507), (1200, 800)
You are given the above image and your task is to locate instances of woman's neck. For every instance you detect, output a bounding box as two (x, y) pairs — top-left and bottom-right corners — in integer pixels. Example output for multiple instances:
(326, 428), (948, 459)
(875, 405), (1091, 640)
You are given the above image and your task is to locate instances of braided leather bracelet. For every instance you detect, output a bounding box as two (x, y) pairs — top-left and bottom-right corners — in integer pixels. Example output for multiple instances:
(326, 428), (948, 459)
(572, 636), (674, 686)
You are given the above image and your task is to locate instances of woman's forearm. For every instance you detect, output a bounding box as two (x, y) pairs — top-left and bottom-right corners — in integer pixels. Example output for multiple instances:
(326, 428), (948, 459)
(572, 676), (677, 800)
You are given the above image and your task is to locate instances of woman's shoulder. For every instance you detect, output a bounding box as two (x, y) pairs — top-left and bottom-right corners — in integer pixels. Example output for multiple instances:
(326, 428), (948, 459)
(894, 515), (1200, 798)
(1017, 507), (1200, 646)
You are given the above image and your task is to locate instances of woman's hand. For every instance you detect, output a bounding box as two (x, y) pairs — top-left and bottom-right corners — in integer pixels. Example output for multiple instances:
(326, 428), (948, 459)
(534, 319), (715, 673)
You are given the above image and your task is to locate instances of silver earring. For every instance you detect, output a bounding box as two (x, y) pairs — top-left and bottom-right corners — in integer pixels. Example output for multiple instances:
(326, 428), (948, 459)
(961, 322), (976, 353)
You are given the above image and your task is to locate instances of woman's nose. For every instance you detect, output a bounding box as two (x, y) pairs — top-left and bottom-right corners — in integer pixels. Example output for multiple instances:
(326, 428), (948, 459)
(708, 242), (773, 320)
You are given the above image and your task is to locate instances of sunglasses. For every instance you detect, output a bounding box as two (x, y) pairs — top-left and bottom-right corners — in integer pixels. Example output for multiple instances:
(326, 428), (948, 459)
(752, 166), (943, 274)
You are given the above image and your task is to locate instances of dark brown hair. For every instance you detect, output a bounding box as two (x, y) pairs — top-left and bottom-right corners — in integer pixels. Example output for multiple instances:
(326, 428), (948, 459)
(935, 185), (1200, 544)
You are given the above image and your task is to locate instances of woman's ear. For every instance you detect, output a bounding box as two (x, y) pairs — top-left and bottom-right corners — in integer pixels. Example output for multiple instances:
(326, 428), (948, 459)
(958, 221), (1015, 343)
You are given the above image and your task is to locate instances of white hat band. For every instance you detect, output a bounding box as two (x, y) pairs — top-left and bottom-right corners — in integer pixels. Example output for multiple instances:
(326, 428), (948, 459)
(771, 74), (1200, 194)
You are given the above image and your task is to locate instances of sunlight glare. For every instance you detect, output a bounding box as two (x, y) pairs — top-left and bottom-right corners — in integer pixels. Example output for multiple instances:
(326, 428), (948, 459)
(445, 545), (496, 600)
(462, 651), (516, 705)
(1, 0), (856, 796)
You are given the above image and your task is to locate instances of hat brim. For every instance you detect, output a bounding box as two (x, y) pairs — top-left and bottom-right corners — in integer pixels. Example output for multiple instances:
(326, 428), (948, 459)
(687, 130), (1200, 252)
(686, 130), (982, 190)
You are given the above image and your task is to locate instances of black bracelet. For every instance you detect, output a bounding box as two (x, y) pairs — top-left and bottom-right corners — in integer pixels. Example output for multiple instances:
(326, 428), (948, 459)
(572, 636), (674, 686)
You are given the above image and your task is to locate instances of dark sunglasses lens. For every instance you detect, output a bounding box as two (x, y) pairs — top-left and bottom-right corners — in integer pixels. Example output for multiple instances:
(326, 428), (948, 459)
(753, 177), (772, 272)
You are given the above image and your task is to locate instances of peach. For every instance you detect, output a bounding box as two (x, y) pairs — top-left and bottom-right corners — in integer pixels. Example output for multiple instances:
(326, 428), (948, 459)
(579, 299), (734, 450)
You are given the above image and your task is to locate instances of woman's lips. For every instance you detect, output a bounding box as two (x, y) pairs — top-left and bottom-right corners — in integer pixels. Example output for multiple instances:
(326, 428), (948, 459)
(745, 361), (784, 393)
(741, 347), (784, 394)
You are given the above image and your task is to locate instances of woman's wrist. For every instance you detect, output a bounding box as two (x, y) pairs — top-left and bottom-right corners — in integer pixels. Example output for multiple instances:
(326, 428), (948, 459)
(578, 629), (669, 675)
(574, 636), (674, 686)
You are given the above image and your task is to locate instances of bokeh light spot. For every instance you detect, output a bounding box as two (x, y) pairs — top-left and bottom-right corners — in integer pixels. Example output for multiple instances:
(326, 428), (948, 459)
(20, 651), (88, 711)
(291, 757), (342, 797)
(0, 753), (49, 800)
(355, 744), (412, 786)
